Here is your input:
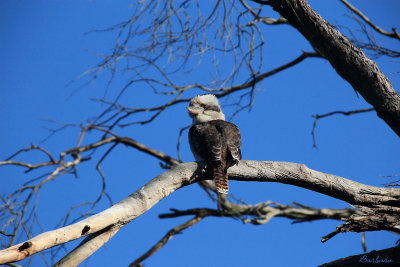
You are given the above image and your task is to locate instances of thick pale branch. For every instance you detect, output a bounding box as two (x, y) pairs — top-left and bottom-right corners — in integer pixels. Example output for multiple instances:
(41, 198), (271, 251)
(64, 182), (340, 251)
(1, 161), (399, 264)
(0, 163), (195, 264)
(53, 226), (119, 267)
(130, 201), (356, 265)
(228, 161), (400, 207)
(0, 127), (179, 251)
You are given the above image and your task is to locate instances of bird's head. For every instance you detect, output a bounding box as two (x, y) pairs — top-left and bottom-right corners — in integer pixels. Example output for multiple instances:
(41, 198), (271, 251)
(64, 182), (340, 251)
(187, 94), (225, 124)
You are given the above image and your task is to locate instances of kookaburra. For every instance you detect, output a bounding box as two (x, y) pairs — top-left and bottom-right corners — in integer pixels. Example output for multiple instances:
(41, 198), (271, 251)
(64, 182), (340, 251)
(187, 94), (242, 194)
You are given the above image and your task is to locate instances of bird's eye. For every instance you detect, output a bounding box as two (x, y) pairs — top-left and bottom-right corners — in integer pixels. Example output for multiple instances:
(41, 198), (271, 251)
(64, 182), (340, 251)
(205, 105), (220, 112)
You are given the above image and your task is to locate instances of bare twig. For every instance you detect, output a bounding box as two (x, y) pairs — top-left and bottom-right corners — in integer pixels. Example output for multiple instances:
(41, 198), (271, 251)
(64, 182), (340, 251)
(361, 232), (367, 253)
(0, 231), (14, 237)
(88, 51), (320, 131)
(321, 228), (341, 243)
(311, 107), (374, 149)
(159, 201), (358, 225)
(383, 180), (400, 188)
(239, 0), (287, 26)
(2, 1), (398, 265)
(1, 161), (399, 264)
(176, 125), (190, 162)
(340, 0), (400, 40)
(268, 0), (400, 137)
(129, 216), (204, 267)
(0, 124), (180, 251)
(339, 14), (400, 59)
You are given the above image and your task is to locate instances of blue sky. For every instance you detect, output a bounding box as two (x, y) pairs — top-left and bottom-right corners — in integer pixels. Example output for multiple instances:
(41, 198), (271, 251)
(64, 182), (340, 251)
(1, 0), (399, 266)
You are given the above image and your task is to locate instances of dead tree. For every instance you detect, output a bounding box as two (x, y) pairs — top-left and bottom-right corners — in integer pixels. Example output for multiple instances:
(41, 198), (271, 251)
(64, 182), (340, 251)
(1, 0), (399, 266)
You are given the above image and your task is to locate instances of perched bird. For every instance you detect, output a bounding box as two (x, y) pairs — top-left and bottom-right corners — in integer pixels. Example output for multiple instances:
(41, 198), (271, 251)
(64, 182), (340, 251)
(187, 94), (242, 194)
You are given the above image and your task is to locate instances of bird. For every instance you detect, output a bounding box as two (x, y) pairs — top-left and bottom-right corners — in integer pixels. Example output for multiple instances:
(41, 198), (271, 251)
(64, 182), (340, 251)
(187, 94), (242, 194)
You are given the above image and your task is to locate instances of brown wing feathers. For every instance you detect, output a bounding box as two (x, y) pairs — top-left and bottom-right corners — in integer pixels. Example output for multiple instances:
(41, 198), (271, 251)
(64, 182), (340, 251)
(189, 120), (241, 194)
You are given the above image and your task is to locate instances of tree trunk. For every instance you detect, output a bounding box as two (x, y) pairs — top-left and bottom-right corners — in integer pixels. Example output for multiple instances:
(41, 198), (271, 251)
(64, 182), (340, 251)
(267, 0), (400, 137)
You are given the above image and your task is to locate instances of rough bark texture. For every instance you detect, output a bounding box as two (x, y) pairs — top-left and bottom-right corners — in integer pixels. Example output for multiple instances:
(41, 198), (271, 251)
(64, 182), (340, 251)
(0, 161), (399, 264)
(228, 161), (400, 208)
(268, 0), (400, 137)
(229, 161), (400, 235)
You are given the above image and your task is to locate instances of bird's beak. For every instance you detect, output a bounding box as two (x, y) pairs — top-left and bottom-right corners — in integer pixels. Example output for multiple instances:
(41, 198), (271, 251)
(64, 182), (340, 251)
(187, 106), (203, 116)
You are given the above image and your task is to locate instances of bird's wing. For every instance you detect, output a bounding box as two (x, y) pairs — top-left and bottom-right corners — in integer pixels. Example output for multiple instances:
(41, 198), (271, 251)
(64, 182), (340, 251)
(189, 122), (222, 163)
(217, 121), (242, 161)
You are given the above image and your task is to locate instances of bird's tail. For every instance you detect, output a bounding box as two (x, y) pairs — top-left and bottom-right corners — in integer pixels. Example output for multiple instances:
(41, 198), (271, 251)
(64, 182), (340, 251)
(213, 165), (228, 194)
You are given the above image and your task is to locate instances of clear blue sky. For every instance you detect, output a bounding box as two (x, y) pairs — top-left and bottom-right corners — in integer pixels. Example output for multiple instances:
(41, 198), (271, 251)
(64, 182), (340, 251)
(1, 0), (399, 266)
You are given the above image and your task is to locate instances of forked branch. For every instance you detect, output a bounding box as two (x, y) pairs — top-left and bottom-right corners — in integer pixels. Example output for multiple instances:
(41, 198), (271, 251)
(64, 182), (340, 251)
(0, 160), (399, 264)
(265, 0), (400, 137)
(130, 201), (356, 266)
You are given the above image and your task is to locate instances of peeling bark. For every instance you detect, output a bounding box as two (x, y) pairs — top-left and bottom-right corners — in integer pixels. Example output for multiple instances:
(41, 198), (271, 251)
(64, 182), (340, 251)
(0, 161), (399, 264)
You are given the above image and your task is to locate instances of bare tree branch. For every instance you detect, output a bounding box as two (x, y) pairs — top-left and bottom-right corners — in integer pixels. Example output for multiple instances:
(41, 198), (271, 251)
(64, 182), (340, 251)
(88, 50), (320, 131)
(311, 107), (374, 149)
(2, 1), (399, 265)
(0, 162), (195, 264)
(130, 200), (356, 266)
(266, 0), (400, 137)
(340, 15), (400, 59)
(159, 202), (358, 225)
(1, 160), (399, 264)
(53, 225), (119, 267)
(239, 0), (287, 26)
(339, 0), (400, 40)
(129, 216), (204, 267)
(361, 232), (367, 253)
(0, 124), (181, 252)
